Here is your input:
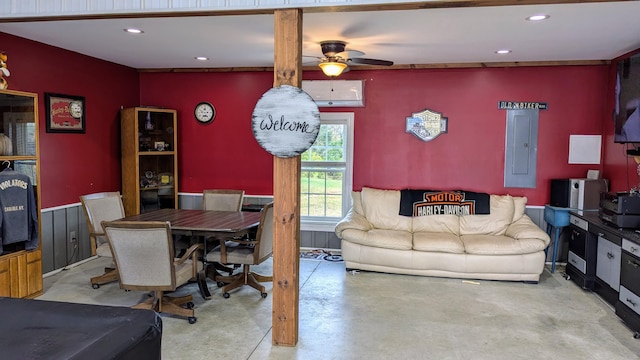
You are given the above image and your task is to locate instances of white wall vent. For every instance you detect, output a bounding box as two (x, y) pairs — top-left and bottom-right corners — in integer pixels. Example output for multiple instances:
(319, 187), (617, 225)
(301, 80), (364, 107)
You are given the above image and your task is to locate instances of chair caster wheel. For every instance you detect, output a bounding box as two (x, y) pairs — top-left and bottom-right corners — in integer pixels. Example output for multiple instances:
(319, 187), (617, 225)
(217, 281), (225, 288)
(261, 292), (268, 298)
(188, 317), (197, 324)
(223, 292), (230, 299)
(185, 302), (194, 309)
(634, 332), (640, 339)
(92, 283), (100, 289)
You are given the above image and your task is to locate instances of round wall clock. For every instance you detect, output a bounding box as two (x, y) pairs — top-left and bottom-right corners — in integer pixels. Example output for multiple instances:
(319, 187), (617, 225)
(194, 102), (215, 124)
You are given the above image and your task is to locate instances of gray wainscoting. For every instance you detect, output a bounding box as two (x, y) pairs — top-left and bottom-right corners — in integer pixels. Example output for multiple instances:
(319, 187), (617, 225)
(41, 205), (92, 274)
(40, 199), (547, 274)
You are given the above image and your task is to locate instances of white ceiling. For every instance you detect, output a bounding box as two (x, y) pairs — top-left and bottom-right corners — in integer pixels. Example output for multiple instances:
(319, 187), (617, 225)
(1, 2), (640, 70)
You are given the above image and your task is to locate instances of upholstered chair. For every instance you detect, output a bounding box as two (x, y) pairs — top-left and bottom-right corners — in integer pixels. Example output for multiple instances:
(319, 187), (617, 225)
(102, 220), (203, 324)
(79, 192), (126, 289)
(201, 189), (246, 275)
(205, 202), (273, 298)
(202, 189), (245, 211)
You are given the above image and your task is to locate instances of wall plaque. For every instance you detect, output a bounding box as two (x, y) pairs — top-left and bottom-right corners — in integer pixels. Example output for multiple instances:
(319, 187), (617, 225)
(252, 85), (320, 158)
(405, 108), (448, 142)
(498, 101), (548, 110)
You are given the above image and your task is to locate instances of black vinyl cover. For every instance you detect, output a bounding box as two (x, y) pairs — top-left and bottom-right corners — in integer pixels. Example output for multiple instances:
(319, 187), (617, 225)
(0, 297), (162, 360)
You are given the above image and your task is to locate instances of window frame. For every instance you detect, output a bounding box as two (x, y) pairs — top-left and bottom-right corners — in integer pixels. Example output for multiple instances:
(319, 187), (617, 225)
(300, 112), (354, 232)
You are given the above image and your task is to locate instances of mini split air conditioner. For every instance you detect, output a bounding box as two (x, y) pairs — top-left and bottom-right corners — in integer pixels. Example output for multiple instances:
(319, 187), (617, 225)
(301, 80), (364, 107)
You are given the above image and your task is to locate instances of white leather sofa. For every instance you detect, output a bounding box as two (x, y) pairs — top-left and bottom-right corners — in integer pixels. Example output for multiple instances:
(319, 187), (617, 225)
(335, 187), (551, 282)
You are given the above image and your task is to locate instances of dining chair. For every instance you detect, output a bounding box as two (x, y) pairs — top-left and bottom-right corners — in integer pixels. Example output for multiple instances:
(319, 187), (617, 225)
(102, 220), (203, 324)
(202, 189), (245, 211)
(201, 189), (246, 275)
(79, 192), (126, 289)
(205, 202), (274, 298)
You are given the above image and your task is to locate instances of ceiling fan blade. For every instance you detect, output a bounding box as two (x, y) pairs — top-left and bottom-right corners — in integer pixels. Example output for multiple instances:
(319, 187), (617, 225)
(337, 49), (365, 58)
(348, 57), (394, 66)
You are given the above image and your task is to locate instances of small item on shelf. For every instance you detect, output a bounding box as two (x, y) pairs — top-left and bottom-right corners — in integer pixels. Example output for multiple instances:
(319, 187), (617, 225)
(145, 111), (154, 130)
(158, 172), (173, 185)
(0, 133), (12, 156)
(138, 136), (151, 151)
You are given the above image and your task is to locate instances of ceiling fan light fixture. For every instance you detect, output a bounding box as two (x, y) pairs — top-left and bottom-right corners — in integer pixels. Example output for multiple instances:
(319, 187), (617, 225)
(319, 61), (347, 77)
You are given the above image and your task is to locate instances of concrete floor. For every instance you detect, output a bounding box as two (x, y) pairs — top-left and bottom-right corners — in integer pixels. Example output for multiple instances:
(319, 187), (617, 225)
(39, 257), (640, 360)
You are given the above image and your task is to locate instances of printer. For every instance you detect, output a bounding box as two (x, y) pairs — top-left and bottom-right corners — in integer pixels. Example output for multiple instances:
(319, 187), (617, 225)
(599, 192), (640, 228)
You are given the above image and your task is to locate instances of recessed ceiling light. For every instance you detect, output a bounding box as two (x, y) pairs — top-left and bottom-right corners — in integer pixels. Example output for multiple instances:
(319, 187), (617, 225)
(195, 56), (209, 61)
(495, 49), (511, 54)
(124, 28), (143, 34)
(526, 14), (550, 21)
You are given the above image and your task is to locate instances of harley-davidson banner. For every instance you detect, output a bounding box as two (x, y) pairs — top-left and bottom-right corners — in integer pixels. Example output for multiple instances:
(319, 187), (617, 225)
(399, 189), (490, 217)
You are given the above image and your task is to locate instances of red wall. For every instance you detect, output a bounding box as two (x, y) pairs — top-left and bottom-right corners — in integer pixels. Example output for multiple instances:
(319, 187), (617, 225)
(142, 66), (610, 205)
(140, 72), (275, 195)
(2, 30), (623, 208)
(0, 33), (139, 208)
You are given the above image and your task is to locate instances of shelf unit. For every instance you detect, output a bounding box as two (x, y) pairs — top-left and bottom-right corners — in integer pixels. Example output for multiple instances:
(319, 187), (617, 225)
(0, 89), (43, 299)
(121, 107), (178, 216)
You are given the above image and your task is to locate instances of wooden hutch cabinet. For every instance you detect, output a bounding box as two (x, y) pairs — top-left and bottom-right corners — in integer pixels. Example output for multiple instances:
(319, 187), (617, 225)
(121, 107), (178, 215)
(0, 89), (43, 299)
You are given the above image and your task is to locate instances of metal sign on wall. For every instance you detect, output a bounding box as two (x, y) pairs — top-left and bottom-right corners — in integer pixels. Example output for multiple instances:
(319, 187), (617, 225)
(405, 108), (448, 142)
(251, 85), (320, 158)
(498, 101), (548, 110)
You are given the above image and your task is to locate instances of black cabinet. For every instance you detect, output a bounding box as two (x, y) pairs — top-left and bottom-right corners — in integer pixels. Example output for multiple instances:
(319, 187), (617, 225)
(617, 240), (640, 337)
(569, 212), (640, 337)
(566, 215), (597, 290)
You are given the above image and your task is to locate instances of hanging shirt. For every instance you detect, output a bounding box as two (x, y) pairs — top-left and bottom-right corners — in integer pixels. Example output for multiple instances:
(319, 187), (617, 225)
(0, 168), (38, 253)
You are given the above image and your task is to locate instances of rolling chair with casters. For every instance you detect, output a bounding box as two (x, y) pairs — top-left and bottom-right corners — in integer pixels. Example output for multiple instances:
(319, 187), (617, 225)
(201, 189), (246, 276)
(80, 192), (126, 289)
(102, 220), (203, 324)
(205, 202), (274, 298)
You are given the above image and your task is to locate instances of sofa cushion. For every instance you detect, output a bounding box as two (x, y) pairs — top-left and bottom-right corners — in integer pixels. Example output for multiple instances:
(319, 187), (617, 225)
(512, 196), (527, 222)
(412, 214), (460, 235)
(361, 187), (412, 232)
(359, 229), (413, 250)
(413, 232), (465, 253)
(459, 194), (515, 236)
(352, 191), (364, 216)
(460, 234), (546, 255)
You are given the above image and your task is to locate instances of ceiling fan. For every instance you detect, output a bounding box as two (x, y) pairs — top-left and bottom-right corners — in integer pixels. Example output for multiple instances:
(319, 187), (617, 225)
(309, 40), (394, 77)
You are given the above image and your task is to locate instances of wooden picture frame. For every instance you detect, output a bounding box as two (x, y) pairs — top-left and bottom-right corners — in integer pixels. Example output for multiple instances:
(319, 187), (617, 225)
(45, 93), (85, 133)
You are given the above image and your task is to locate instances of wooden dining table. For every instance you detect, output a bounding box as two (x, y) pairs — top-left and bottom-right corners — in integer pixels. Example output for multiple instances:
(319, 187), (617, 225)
(118, 208), (263, 299)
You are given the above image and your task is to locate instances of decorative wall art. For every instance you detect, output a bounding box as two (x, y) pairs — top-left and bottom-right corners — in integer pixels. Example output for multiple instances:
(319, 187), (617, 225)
(251, 85), (320, 158)
(405, 108), (448, 142)
(45, 93), (85, 133)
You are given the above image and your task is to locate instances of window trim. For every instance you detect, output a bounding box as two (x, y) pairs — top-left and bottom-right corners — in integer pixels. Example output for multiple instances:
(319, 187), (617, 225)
(300, 112), (354, 232)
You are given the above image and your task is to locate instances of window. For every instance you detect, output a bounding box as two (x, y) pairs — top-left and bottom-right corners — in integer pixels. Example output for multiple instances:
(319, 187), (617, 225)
(300, 112), (353, 231)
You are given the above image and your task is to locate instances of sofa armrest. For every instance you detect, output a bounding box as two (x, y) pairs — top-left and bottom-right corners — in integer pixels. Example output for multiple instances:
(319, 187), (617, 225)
(335, 207), (373, 238)
(505, 215), (551, 247)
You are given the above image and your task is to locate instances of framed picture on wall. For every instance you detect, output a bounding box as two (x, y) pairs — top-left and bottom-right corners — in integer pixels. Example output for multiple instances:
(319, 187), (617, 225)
(45, 93), (85, 133)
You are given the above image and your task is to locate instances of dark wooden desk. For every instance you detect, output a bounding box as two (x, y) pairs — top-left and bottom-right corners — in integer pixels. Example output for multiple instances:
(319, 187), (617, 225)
(119, 209), (262, 299)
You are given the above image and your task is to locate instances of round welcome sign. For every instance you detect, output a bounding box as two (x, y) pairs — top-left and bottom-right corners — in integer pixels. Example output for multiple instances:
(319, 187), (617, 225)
(252, 85), (320, 158)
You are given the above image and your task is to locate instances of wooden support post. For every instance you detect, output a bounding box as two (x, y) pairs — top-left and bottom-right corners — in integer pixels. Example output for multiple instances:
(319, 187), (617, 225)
(271, 8), (302, 346)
